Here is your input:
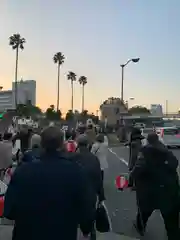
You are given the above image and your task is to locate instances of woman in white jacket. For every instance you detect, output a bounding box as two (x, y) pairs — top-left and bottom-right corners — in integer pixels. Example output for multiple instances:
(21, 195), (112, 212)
(91, 133), (109, 181)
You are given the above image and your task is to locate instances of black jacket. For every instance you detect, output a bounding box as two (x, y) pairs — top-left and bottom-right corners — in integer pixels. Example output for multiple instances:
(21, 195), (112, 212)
(21, 147), (41, 163)
(128, 129), (144, 170)
(128, 138), (143, 170)
(72, 148), (105, 203)
(12, 131), (31, 153)
(4, 151), (95, 240)
(131, 142), (179, 212)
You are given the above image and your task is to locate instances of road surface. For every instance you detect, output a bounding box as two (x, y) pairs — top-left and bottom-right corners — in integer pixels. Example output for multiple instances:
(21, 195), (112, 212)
(105, 146), (180, 240)
(2, 145), (180, 239)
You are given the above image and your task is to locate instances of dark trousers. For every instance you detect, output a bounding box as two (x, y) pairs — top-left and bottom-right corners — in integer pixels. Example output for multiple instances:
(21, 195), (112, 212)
(101, 170), (104, 182)
(90, 171), (104, 240)
(136, 207), (179, 239)
(90, 223), (96, 240)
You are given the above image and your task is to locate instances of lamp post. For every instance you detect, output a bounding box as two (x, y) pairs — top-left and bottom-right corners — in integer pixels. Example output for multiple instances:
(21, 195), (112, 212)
(120, 58), (140, 103)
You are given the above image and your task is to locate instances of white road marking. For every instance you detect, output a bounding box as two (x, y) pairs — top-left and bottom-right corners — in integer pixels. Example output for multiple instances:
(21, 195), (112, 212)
(108, 148), (128, 166)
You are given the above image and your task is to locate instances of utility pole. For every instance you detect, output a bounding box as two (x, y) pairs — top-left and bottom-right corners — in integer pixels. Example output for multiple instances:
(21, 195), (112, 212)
(166, 100), (168, 116)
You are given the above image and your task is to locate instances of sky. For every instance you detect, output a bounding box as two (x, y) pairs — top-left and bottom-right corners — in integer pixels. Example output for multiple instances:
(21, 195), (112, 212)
(0, 0), (180, 114)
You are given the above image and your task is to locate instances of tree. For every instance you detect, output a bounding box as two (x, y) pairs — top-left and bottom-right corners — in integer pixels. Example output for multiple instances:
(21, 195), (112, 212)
(79, 76), (87, 111)
(65, 110), (74, 121)
(128, 106), (150, 115)
(78, 110), (88, 123)
(67, 71), (76, 111)
(16, 104), (29, 117)
(53, 52), (65, 111)
(9, 33), (26, 109)
(45, 105), (61, 121)
(16, 102), (42, 117)
(88, 112), (99, 124)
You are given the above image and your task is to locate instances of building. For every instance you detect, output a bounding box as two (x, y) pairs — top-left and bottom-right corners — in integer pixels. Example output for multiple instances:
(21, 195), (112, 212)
(150, 104), (163, 117)
(12, 80), (36, 106)
(100, 97), (128, 125)
(0, 80), (36, 111)
(0, 90), (13, 111)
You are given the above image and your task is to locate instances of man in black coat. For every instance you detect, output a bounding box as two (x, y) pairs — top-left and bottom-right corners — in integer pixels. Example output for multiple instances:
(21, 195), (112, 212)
(4, 126), (95, 240)
(12, 125), (32, 153)
(130, 133), (179, 239)
(75, 134), (105, 240)
(128, 127), (144, 187)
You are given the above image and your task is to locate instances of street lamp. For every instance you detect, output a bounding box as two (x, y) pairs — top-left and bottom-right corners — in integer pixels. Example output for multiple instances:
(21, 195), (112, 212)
(120, 58), (140, 102)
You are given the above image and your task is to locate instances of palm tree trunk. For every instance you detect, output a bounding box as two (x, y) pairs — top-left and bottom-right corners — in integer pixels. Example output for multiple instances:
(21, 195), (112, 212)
(15, 47), (19, 109)
(57, 64), (60, 111)
(82, 84), (84, 112)
(71, 80), (74, 112)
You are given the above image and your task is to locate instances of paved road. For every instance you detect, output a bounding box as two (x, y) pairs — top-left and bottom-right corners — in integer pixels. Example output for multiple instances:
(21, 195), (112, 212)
(105, 146), (180, 240)
(2, 145), (179, 240)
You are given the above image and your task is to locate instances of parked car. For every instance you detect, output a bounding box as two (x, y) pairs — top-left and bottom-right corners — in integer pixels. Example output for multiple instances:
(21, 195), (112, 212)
(156, 127), (180, 148)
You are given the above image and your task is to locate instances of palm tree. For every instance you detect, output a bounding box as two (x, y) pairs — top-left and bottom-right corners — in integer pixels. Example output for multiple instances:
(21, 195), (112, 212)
(53, 52), (65, 111)
(79, 76), (87, 112)
(67, 71), (76, 111)
(9, 33), (26, 109)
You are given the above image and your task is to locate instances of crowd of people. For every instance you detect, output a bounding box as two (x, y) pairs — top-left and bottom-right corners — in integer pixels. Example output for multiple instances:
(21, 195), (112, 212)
(0, 123), (109, 240)
(0, 121), (179, 239)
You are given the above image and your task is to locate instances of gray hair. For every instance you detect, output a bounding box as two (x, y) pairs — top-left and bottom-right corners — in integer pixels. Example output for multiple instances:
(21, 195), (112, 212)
(30, 134), (41, 148)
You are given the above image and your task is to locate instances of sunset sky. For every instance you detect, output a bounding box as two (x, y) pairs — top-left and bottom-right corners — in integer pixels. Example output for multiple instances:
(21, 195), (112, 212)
(1, 0), (180, 113)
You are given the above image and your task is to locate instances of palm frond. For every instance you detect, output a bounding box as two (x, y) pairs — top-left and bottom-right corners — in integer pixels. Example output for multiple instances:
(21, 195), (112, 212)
(9, 33), (25, 50)
(21, 38), (26, 44)
(19, 44), (24, 50)
(79, 76), (87, 85)
(67, 71), (76, 81)
(53, 52), (65, 65)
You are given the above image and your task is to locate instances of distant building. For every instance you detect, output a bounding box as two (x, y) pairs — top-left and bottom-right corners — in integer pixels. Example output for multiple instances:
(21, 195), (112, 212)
(0, 80), (36, 111)
(0, 90), (13, 111)
(12, 79), (36, 106)
(100, 97), (128, 125)
(150, 104), (163, 116)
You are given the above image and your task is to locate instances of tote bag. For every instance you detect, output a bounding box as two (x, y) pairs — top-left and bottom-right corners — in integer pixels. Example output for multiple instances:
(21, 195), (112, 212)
(96, 202), (112, 233)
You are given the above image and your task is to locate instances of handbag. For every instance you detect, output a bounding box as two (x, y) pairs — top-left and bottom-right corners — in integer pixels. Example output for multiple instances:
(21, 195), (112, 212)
(95, 202), (111, 233)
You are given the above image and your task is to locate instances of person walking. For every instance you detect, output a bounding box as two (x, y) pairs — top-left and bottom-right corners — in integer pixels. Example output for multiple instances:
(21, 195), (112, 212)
(21, 134), (41, 163)
(75, 134), (105, 240)
(4, 126), (95, 240)
(0, 132), (13, 180)
(91, 133), (109, 182)
(128, 127), (144, 188)
(86, 124), (96, 151)
(12, 125), (32, 154)
(130, 132), (180, 239)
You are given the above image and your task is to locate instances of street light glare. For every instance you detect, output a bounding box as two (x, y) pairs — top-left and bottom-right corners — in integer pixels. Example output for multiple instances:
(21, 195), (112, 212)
(132, 58), (140, 63)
